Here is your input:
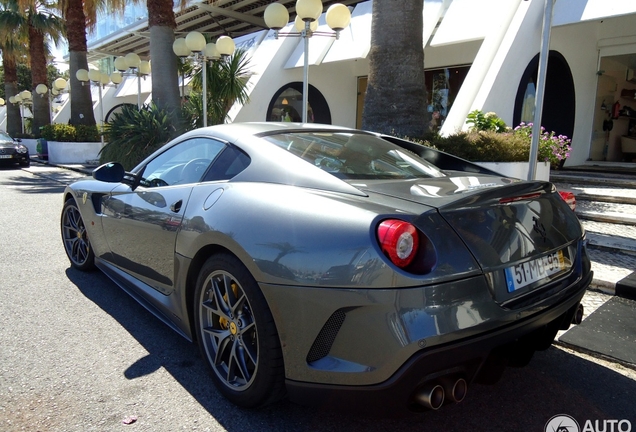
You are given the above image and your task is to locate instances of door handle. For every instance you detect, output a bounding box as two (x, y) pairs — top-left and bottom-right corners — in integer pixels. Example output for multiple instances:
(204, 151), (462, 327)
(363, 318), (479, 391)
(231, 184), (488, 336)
(170, 200), (182, 213)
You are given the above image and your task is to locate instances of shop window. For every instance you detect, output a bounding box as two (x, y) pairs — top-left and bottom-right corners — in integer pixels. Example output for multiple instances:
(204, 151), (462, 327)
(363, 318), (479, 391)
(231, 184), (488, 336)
(356, 66), (470, 131)
(267, 82), (331, 124)
(425, 66), (470, 132)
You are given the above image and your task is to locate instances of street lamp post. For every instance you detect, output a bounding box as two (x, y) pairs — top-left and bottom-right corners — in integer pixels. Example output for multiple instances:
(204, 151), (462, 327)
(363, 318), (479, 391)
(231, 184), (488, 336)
(76, 68), (115, 144)
(264, 1), (351, 123)
(35, 83), (51, 123)
(527, 0), (555, 180)
(10, 90), (32, 134)
(113, 54), (151, 109)
(173, 32), (235, 128)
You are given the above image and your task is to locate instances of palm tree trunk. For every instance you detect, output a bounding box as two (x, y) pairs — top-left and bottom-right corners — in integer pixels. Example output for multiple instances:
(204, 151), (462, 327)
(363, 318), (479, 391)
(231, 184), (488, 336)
(149, 26), (180, 115)
(361, 0), (427, 137)
(3, 55), (22, 136)
(65, 0), (96, 126)
(148, 0), (180, 119)
(29, 24), (51, 137)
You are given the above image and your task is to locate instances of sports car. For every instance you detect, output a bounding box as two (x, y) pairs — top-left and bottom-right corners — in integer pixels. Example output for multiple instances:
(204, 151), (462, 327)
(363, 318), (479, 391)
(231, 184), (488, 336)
(0, 131), (30, 167)
(61, 122), (591, 414)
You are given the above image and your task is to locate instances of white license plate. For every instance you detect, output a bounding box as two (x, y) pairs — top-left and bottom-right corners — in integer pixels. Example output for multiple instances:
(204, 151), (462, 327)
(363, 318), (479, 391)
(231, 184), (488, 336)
(504, 250), (569, 292)
(0, 155), (12, 159)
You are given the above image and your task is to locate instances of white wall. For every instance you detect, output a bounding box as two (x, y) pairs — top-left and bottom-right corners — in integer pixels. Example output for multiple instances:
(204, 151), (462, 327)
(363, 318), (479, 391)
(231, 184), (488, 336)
(231, 29), (364, 128)
(550, 21), (601, 166)
(52, 78), (148, 126)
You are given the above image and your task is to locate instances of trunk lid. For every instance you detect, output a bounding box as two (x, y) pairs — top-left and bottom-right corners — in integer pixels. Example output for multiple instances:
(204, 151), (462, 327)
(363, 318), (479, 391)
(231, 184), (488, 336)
(349, 173), (582, 262)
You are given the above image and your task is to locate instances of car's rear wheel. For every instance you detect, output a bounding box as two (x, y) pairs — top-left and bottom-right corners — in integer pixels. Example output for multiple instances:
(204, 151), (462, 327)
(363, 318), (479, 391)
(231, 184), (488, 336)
(194, 254), (285, 408)
(61, 198), (95, 271)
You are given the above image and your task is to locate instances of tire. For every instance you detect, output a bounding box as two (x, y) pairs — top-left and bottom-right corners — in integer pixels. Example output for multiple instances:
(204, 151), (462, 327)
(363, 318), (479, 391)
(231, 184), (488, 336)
(19, 160), (30, 167)
(61, 198), (95, 271)
(194, 254), (285, 408)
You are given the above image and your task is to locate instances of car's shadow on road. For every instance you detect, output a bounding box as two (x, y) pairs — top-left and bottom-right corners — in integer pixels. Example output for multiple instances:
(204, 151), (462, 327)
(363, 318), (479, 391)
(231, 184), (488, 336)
(1, 167), (79, 194)
(65, 267), (636, 431)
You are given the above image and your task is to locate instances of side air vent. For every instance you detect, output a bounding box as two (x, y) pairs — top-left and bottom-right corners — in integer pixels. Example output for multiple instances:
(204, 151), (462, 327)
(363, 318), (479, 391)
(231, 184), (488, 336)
(306, 309), (347, 363)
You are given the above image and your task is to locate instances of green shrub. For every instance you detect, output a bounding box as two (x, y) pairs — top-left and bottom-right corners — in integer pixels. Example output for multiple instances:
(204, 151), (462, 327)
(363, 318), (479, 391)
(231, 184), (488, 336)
(417, 130), (530, 162)
(100, 103), (192, 170)
(39, 124), (100, 142)
(466, 110), (508, 133)
(53, 124), (76, 142)
(75, 125), (100, 142)
(40, 124), (76, 142)
(40, 124), (56, 141)
(411, 111), (572, 166)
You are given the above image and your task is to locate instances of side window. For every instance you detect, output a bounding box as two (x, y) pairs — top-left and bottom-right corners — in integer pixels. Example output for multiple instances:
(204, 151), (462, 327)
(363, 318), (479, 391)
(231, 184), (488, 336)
(203, 145), (251, 182)
(141, 138), (226, 187)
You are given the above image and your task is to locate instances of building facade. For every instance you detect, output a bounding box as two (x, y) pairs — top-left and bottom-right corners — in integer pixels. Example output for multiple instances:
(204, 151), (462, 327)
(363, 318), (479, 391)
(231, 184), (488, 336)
(3, 0), (635, 168)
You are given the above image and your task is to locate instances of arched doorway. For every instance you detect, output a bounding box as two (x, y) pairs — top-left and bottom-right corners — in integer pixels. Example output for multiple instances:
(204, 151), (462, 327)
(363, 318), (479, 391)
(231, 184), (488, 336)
(513, 51), (575, 139)
(266, 82), (331, 124)
(105, 103), (136, 123)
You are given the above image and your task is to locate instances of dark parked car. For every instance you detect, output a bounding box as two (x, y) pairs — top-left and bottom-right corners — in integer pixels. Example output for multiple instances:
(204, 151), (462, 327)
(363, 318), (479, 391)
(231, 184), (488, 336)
(0, 131), (30, 167)
(61, 123), (591, 414)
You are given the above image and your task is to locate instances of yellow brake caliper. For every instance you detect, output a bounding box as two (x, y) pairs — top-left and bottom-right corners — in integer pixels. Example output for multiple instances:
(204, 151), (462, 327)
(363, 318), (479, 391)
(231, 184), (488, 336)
(218, 282), (239, 330)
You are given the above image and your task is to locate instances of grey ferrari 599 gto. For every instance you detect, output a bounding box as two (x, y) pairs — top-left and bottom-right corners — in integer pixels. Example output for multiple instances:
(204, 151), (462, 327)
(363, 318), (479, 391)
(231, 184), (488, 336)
(61, 122), (591, 414)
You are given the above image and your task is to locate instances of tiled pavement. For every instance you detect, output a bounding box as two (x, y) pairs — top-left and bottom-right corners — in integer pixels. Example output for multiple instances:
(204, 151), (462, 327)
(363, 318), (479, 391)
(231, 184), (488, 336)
(551, 170), (636, 357)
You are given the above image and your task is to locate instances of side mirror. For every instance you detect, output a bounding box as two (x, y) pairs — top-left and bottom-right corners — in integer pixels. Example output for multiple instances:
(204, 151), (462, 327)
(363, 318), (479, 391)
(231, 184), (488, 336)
(13, 137), (22, 142)
(93, 162), (125, 183)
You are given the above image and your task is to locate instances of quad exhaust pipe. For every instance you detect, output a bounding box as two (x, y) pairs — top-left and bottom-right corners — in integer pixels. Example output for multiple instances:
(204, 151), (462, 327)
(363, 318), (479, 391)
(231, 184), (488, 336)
(413, 377), (468, 410)
(414, 383), (445, 410)
(442, 376), (468, 403)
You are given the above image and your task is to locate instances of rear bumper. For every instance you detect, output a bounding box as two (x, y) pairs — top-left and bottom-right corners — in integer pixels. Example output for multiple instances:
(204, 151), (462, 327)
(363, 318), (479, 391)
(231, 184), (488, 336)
(285, 270), (591, 415)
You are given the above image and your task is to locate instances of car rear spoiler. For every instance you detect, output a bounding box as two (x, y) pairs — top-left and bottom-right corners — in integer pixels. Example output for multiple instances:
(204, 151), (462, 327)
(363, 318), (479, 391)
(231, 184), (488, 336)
(379, 134), (503, 177)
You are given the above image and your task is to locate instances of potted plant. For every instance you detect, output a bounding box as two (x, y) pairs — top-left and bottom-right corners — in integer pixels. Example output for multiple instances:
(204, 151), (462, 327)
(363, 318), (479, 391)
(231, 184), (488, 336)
(513, 122), (572, 170)
(41, 124), (103, 164)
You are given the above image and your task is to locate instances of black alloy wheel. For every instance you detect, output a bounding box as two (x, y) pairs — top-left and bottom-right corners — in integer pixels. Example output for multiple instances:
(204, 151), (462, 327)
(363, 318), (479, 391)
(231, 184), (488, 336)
(194, 254), (285, 408)
(61, 199), (95, 271)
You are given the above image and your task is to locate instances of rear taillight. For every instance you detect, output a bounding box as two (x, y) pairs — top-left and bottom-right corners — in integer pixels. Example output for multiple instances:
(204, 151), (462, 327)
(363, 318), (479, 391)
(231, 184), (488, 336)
(558, 191), (576, 211)
(377, 219), (419, 268)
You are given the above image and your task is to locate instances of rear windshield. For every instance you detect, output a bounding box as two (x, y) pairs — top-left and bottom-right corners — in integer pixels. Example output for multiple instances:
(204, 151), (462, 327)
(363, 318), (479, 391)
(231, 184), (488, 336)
(261, 132), (445, 180)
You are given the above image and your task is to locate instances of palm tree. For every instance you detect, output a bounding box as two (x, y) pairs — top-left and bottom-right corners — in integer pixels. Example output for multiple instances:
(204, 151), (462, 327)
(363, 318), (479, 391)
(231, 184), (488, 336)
(22, 0), (64, 136)
(57, 0), (128, 127)
(0, 36), (23, 136)
(147, 0), (182, 120)
(189, 48), (250, 126)
(361, 0), (427, 138)
(3, 0), (64, 137)
(57, 0), (97, 126)
(0, 0), (27, 136)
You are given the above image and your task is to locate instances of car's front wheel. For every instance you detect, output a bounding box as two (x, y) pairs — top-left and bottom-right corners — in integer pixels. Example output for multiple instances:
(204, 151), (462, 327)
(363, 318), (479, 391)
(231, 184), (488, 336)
(61, 198), (95, 271)
(194, 254), (285, 408)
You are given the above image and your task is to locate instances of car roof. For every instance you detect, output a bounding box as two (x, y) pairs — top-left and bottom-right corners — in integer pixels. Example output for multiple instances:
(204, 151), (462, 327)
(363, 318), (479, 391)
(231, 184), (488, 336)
(179, 122), (361, 144)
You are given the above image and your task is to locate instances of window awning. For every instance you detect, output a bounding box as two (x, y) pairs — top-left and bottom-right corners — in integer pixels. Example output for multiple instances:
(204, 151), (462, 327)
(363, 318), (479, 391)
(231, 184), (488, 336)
(553, 0), (636, 26)
(114, 74), (153, 98)
(322, 1), (372, 63)
(430, 0), (510, 47)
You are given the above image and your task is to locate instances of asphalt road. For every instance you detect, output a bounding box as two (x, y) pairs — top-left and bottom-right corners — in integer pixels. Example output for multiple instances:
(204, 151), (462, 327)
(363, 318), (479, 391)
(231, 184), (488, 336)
(1, 164), (635, 432)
